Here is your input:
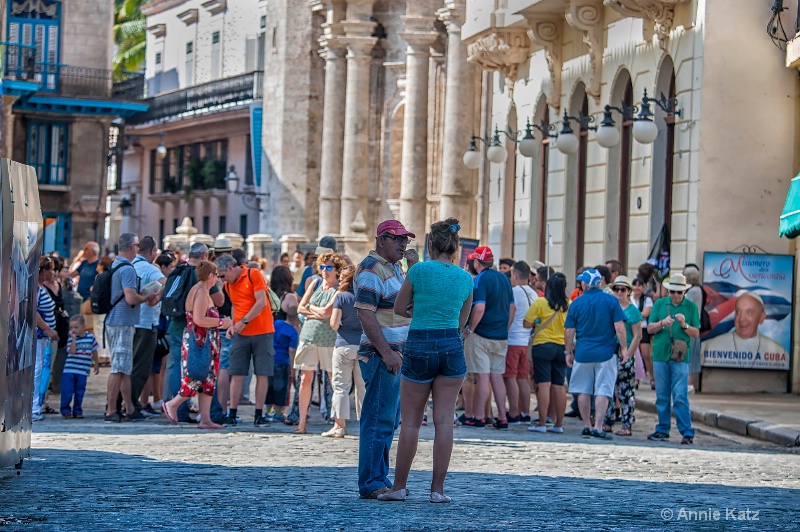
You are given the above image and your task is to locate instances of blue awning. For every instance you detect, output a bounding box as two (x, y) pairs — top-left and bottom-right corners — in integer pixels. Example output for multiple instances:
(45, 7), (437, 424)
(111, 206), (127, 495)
(14, 95), (149, 117)
(1, 78), (40, 100)
(779, 173), (800, 239)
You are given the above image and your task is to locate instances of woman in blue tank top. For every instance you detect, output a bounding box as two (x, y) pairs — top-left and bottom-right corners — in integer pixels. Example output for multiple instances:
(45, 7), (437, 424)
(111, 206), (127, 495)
(377, 218), (473, 504)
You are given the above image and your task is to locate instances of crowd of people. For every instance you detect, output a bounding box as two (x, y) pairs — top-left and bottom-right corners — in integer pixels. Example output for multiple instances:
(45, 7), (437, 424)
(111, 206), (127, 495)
(30, 218), (706, 503)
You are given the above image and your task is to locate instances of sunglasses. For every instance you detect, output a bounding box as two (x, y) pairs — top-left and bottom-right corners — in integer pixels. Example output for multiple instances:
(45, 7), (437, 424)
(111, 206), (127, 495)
(382, 234), (411, 244)
(319, 264), (335, 271)
(669, 290), (684, 295)
(612, 287), (629, 293)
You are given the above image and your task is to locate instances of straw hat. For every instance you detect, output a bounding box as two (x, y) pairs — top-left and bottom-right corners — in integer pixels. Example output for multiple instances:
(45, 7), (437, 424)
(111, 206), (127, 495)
(613, 275), (633, 290)
(662, 272), (690, 292)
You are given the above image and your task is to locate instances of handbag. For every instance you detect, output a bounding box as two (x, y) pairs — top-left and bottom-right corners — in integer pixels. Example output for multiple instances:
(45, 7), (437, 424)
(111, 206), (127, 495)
(186, 326), (212, 381)
(667, 308), (688, 362)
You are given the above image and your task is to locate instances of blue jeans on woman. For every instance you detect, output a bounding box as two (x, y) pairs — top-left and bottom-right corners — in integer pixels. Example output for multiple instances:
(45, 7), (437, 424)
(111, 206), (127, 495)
(358, 352), (401, 497)
(653, 360), (694, 437)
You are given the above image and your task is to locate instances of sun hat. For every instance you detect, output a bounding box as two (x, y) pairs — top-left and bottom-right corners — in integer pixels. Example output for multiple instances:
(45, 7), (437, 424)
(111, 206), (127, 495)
(662, 273), (690, 292)
(612, 275), (633, 290)
(376, 220), (416, 239)
(212, 237), (233, 253)
(467, 246), (494, 261)
(579, 268), (603, 288)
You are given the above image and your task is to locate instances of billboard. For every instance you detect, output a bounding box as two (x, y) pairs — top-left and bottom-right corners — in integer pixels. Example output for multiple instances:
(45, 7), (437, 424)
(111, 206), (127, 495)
(701, 252), (794, 371)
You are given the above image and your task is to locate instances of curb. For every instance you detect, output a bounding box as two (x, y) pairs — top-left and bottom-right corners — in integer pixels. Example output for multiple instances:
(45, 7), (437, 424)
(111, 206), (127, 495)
(636, 396), (800, 448)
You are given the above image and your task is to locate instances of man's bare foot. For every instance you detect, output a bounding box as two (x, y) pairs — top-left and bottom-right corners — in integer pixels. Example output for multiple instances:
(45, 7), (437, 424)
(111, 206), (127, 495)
(197, 422), (224, 430)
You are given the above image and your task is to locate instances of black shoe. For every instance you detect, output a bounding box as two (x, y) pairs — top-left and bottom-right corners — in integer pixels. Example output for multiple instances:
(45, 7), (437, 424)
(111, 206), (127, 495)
(462, 417), (485, 428)
(520, 414), (531, 424)
(254, 415), (270, 427)
(126, 410), (146, 421)
(648, 431), (670, 442)
(104, 413), (121, 423)
(221, 416), (237, 427)
(681, 436), (694, 445)
(210, 416), (226, 425)
(580, 428), (592, 438)
(493, 418), (509, 430)
(507, 414), (521, 425)
(591, 429), (611, 439)
(457, 413), (467, 425)
(564, 410), (581, 418)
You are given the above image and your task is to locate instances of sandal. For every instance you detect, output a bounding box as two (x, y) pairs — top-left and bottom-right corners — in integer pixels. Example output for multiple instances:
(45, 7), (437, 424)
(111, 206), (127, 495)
(162, 402), (178, 425)
(294, 425), (307, 434)
(603, 424), (613, 433)
(615, 428), (632, 436)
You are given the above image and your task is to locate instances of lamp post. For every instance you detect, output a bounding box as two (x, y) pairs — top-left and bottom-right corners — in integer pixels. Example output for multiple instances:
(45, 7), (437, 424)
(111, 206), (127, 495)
(462, 120), (556, 169)
(225, 165), (268, 212)
(596, 89), (682, 147)
(119, 196), (132, 234)
(554, 109), (596, 155)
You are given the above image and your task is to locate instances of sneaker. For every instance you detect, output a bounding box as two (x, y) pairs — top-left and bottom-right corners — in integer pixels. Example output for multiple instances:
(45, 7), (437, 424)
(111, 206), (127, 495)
(507, 414), (521, 425)
(647, 431), (670, 442)
(564, 410), (581, 418)
(462, 417), (485, 428)
(138, 408), (154, 418)
(104, 413), (121, 423)
(142, 404), (161, 417)
(125, 410), (146, 421)
(547, 426), (564, 433)
(527, 424), (547, 433)
(681, 436), (694, 445)
(520, 414), (531, 425)
(457, 413), (467, 425)
(32, 412), (46, 422)
(222, 416), (237, 427)
(254, 415), (270, 427)
(422, 413), (428, 426)
(492, 418), (508, 430)
(152, 400), (163, 410)
(591, 429), (612, 439)
(581, 428), (592, 438)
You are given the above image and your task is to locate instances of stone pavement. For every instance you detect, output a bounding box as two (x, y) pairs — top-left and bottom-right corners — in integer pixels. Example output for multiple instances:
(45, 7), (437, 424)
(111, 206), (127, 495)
(636, 389), (800, 447)
(2, 368), (800, 530)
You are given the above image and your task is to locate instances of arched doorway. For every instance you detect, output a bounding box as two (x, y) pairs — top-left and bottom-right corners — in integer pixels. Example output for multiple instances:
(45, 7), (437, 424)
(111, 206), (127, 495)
(528, 96), (550, 263)
(501, 105), (517, 257)
(650, 56), (676, 242)
(605, 69), (633, 267)
(564, 83), (589, 279)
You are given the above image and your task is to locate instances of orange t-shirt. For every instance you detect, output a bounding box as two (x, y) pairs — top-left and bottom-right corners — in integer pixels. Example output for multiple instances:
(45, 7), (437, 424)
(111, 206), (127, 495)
(225, 267), (274, 336)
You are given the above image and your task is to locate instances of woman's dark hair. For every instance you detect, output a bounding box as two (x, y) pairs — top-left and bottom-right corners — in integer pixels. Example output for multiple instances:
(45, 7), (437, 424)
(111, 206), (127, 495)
(156, 253), (176, 268)
(428, 217), (460, 257)
(638, 262), (655, 281)
(270, 265), (294, 298)
(545, 272), (569, 313)
(98, 256), (113, 272)
(338, 265), (356, 293)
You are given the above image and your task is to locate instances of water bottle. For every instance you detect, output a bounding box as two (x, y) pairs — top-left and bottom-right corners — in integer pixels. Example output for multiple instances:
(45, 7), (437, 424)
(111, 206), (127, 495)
(40, 340), (53, 406)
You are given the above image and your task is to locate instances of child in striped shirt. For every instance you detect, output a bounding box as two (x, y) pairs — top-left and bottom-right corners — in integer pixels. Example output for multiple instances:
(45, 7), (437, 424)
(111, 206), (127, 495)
(60, 315), (99, 419)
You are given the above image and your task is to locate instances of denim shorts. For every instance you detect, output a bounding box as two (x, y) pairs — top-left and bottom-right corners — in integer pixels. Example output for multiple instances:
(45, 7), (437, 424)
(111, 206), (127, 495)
(401, 329), (467, 384)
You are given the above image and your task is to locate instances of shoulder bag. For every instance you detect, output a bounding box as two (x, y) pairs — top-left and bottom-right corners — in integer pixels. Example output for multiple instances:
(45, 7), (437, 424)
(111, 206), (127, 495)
(186, 325), (212, 381)
(667, 306), (689, 362)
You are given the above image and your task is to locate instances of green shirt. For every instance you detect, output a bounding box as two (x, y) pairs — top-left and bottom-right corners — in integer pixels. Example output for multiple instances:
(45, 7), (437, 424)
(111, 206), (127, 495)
(621, 304), (642, 347)
(649, 296), (700, 363)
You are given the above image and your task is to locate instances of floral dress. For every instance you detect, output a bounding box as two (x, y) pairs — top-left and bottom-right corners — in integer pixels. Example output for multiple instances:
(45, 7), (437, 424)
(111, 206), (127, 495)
(179, 307), (220, 397)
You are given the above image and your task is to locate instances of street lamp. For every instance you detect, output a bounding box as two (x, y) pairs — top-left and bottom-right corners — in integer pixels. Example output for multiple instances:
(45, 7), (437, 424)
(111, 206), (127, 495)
(119, 196), (132, 216)
(632, 89), (681, 145)
(462, 120), (556, 168)
(595, 102), (637, 148)
(554, 109), (595, 155)
(225, 165), (269, 212)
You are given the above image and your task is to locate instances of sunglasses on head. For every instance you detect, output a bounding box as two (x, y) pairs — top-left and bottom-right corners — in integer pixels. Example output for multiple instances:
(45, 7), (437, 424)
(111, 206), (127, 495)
(319, 264), (335, 271)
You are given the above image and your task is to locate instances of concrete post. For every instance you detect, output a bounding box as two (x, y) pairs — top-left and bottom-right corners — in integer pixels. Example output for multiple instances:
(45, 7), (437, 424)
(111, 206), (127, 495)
(437, 1), (478, 236)
(398, 17), (438, 239)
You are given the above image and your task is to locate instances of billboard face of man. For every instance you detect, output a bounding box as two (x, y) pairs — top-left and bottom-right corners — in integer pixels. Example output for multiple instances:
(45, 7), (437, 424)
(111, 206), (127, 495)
(734, 295), (765, 339)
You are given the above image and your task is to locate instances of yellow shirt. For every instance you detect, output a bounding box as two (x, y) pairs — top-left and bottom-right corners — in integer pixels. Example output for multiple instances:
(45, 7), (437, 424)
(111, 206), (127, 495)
(524, 298), (568, 346)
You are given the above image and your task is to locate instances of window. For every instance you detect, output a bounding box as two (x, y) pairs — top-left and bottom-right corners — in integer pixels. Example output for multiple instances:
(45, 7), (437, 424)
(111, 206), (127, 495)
(211, 31), (222, 79)
(260, 15), (267, 29)
(42, 212), (71, 257)
(159, 219), (165, 250)
(219, 215), (226, 234)
(202, 216), (210, 235)
(185, 41), (194, 85)
(150, 139), (227, 193)
(240, 214), (248, 239)
(7, 2), (61, 91)
(155, 52), (161, 65)
(617, 81), (634, 266)
(245, 135), (254, 186)
(28, 121), (68, 185)
(576, 95), (589, 269)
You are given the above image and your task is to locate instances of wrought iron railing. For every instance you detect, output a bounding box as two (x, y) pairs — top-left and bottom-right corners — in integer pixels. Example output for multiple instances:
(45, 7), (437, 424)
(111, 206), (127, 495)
(112, 73), (145, 100)
(2, 42), (121, 98)
(127, 71), (263, 125)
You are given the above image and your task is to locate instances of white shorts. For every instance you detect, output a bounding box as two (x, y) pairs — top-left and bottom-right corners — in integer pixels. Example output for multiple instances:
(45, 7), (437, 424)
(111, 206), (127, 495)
(569, 357), (617, 398)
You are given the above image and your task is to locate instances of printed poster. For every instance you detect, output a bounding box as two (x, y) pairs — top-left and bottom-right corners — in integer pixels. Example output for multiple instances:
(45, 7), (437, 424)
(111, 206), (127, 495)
(701, 252), (794, 371)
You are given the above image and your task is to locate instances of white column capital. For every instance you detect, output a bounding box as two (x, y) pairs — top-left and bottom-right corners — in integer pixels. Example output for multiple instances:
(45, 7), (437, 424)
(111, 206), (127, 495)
(565, 0), (604, 104)
(436, 1), (466, 33)
(524, 17), (563, 111)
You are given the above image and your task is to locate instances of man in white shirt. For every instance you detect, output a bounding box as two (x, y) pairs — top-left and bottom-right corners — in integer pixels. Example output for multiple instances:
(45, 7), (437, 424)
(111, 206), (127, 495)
(505, 261), (538, 424)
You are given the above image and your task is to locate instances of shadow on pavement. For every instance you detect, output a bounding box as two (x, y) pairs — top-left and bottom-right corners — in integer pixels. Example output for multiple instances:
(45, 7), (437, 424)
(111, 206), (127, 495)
(2, 448), (799, 530)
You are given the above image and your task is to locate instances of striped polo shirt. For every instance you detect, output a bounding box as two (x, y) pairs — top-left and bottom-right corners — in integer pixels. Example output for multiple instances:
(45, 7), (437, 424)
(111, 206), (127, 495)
(354, 250), (410, 357)
(64, 333), (99, 376)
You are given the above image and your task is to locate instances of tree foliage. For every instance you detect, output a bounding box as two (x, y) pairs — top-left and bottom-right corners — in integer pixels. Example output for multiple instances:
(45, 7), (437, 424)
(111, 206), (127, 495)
(113, 0), (151, 81)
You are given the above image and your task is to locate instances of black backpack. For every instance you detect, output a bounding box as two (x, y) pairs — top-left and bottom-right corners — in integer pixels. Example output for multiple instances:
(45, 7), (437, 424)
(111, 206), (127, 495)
(90, 263), (134, 315)
(161, 264), (195, 318)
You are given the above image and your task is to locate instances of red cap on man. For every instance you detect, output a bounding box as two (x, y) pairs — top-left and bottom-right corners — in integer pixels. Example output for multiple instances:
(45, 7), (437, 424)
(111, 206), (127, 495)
(467, 246), (493, 261)
(376, 220), (416, 239)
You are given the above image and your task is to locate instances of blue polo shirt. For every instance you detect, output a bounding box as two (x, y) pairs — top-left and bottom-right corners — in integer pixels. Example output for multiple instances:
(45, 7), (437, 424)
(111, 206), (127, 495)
(564, 288), (626, 363)
(273, 320), (299, 366)
(472, 268), (514, 341)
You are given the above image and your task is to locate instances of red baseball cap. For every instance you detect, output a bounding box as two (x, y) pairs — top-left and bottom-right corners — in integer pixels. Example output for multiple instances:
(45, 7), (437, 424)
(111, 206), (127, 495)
(376, 220), (416, 239)
(467, 246), (493, 261)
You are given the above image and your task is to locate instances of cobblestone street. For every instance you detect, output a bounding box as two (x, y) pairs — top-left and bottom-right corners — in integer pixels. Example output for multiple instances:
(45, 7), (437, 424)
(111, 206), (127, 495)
(3, 371), (800, 531)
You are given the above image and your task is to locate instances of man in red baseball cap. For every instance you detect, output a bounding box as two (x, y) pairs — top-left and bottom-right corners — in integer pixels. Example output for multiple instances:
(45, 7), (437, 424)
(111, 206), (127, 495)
(462, 245), (515, 430)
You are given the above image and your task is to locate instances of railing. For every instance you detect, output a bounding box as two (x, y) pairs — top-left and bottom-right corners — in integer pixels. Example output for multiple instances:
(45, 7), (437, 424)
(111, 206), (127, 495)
(127, 71), (263, 125)
(2, 42), (118, 98)
(112, 73), (145, 101)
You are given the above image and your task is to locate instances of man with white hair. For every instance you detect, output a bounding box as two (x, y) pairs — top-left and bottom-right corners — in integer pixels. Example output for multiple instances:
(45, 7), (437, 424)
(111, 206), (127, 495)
(701, 292), (788, 368)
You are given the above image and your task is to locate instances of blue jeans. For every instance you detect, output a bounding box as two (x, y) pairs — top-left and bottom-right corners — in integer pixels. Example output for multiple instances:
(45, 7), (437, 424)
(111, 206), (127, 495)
(653, 360), (694, 438)
(358, 354), (401, 497)
(60, 373), (87, 416)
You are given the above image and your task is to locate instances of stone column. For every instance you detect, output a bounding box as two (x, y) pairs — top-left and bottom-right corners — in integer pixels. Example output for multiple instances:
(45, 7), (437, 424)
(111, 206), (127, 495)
(398, 16), (438, 239)
(246, 233), (274, 259)
(1, 95), (18, 159)
(317, 1), (347, 236)
(339, 2), (376, 236)
(279, 233), (310, 255)
(437, 1), (477, 236)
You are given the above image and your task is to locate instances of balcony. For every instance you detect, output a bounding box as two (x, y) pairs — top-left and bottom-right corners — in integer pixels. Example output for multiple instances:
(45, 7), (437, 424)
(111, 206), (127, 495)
(126, 71), (264, 126)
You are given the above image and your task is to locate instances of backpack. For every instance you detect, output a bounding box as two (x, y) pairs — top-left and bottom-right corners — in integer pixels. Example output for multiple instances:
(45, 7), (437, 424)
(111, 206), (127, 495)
(223, 268), (281, 316)
(161, 264), (196, 318)
(90, 262), (134, 315)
